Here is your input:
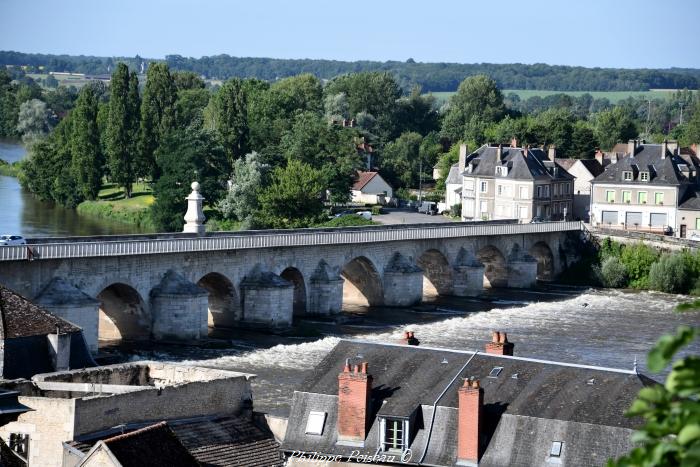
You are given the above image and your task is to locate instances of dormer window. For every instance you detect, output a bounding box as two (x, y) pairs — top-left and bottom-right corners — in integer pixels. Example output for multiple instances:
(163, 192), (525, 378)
(640, 171), (649, 182)
(623, 171), (633, 181)
(380, 418), (408, 452)
(496, 166), (508, 176)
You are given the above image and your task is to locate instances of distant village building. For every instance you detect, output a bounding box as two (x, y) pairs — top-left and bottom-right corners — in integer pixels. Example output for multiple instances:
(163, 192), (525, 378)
(0, 284), (95, 380)
(282, 335), (652, 466)
(351, 171), (393, 205)
(461, 141), (575, 222)
(0, 362), (276, 467)
(555, 157), (604, 221)
(590, 139), (700, 236)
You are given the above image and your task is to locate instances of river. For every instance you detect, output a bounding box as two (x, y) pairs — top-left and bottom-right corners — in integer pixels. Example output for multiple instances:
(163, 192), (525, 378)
(103, 285), (700, 416)
(0, 141), (145, 237)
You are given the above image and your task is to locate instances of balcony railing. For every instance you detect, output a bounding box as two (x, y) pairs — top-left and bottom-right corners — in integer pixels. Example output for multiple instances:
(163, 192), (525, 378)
(0, 221), (583, 262)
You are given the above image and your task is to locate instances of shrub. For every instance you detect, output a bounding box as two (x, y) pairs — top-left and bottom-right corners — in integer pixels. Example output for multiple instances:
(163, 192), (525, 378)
(449, 203), (462, 217)
(599, 237), (624, 261)
(620, 243), (659, 289)
(371, 206), (381, 215)
(648, 253), (690, 294)
(316, 215), (375, 228)
(597, 256), (628, 288)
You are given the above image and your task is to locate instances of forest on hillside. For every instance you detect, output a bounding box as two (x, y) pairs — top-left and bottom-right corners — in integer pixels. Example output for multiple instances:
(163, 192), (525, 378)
(1, 50), (698, 92)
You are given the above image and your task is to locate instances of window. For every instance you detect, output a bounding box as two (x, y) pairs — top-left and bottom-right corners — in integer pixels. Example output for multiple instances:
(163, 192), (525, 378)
(536, 186), (542, 198)
(382, 418), (406, 452)
(655, 192), (664, 205)
(544, 186), (550, 197)
(640, 171), (649, 182)
(9, 433), (29, 461)
(696, 218), (700, 230)
(553, 184), (559, 196)
(497, 185), (503, 195)
(519, 186), (527, 199)
(488, 367), (503, 378)
(519, 206), (528, 219)
(638, 191), (647, 204)
(305, 411), (327, 435)
(550, 441), (563, 458)
(622, 191), (631, 203)
(606, 190), (615, 202)
(623, 171), (633, 181)
(480, 181), (487, 193)
(564, 183), (569, 195)
(480, 201), (487, 213)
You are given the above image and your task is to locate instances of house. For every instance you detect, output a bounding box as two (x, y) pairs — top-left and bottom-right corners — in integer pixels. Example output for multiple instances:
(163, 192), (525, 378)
(590, 139), (700, 236)
(461, 141), (575, 222)
(441, 144), (468, 211)
(73, 422), (199, 467)
(351, 172), (393, 205)
(555, 157), (604, 221)
(281, 334), (652, 466)
(0, 284), (95, 380)
(0, 362), (258, 467)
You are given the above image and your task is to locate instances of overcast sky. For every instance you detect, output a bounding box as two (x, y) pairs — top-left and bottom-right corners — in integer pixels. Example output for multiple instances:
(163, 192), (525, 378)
(1, 0), (698, 68)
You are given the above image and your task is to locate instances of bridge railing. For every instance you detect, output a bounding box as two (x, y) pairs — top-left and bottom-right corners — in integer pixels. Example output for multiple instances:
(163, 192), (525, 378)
(0, 221), (583, 261)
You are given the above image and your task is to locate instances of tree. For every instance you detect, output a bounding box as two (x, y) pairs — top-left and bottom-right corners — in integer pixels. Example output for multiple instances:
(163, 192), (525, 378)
(570, 121), (599, 158)
(435, 144), (460, 193)
(256, 160), (326, 229)
(150, 127), (228, 231)
(380, 132), (423, 188)
(0, 69), (19, 138)
(107, 64), (140, 197)
(593, 107), (638, 150)
(609, 309), (699, 467)
(212, 78), (249, 164)
(16, 98), (54, 142)
(139, 62), (176, 178)
(175, 88), (210, 129)
(217, 152), (267, 227)
(70, 85), (103, 200)
(395, 86), (440, 136)
(172, 71), (205, 91)
(441, 75), (506, 143)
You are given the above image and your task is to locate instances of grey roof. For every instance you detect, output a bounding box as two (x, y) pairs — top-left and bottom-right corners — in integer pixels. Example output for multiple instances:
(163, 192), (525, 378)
(445, 163), (462, 185)
(281, 339), (654, 466)
(592, 143), (696, 186)
(679, 189), (700, 210)
(556, 158), (604, 178)
(465, 145), (574, 182)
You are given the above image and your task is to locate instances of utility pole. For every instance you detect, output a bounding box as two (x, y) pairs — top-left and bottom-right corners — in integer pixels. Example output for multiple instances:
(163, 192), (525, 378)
(418, 154), (423, 203)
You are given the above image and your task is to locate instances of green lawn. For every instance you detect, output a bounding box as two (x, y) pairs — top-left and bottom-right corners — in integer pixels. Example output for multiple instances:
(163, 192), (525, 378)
(76, 182), (155, 230)
(428, 89), (694, 105)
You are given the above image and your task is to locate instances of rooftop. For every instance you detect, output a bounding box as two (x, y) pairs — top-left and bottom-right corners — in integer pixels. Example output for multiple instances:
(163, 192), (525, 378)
(464, 144), (574, 182)
(0, 284), (80, 339)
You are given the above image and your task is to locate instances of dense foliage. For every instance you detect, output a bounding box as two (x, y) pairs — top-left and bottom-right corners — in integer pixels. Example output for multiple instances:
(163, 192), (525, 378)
(2, 51), (698, 92)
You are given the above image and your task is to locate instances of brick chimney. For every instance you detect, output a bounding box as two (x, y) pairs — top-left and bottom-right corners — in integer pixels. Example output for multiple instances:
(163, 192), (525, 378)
(548, 145), (557, 162)
(457, 378), (483, 464)
(337, 361), (373, 444)
(627, 139), (637, 156)
(594, 148), (604, 165)
(401, 331), (420, 346)
(510, 137), (518, 148)
(485, 331), (514, 356)
(459, 144), (468, 174)
(661, 139), (668, 159)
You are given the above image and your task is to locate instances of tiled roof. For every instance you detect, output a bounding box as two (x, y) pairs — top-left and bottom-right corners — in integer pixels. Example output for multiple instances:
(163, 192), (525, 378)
(0, 284), (80, 339)
(352, 171), (379, 191)
(101, 422), (199, 467)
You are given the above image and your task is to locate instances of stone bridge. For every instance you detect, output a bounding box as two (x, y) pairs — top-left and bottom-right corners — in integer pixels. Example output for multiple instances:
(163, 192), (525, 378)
(0, 221), (583, 353)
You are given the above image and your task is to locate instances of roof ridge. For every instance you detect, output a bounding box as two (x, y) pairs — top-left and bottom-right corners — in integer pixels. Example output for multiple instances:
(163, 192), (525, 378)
(342, 339), (637, 375)
(103, 421), (169, 444)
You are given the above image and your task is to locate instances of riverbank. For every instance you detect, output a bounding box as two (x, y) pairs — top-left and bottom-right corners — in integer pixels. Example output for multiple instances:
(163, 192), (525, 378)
(0, 159), (22, 177)
(76, 183), (156, 232)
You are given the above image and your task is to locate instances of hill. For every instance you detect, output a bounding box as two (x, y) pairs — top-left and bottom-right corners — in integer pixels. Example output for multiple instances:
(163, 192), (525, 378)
(1, 50), (698, 93)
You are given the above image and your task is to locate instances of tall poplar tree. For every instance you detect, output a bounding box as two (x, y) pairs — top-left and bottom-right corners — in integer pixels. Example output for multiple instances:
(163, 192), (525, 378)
(139, 62), (176, 179)
(70, 84), (102, 200)
(106, 63), (140, 197)
(214, 78), (249, 165)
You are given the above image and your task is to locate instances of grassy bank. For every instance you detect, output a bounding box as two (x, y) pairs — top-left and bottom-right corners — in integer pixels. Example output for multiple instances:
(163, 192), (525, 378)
(76, 183), (155, 231)
(0, 159), (22, 177)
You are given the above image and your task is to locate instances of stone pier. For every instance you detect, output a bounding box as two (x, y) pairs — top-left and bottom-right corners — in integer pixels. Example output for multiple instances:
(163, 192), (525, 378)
(452, 248), (485, 297)
(150, 270), (209, 340)
(241, 267), (294, 328)
(383, 253), (423, 307)
(507, 244), (538, 289)
(308, 260), (344, 315)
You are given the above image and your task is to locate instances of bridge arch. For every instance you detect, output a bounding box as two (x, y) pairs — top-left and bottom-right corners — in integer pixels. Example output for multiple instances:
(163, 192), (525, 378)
(97, 283), (150, 345)
(529, 241), (555, 281)
(280, 267), (308, 316)
(341, 256), (383, 308)
(476, 245), (508, 288)
(417, 249), (453, 297)
(197, 272), (239, 328)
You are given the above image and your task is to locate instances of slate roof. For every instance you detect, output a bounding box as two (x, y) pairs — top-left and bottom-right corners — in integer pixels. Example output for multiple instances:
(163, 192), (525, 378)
(71, 415), (283, 467)
(0, 284), (80, 339)
(353, 171), (380, 191)
(679, 189), (700, 210)
(282, 339), (654, 466)
(98, 422), (200, 467)
(556, 158), (604, 178)
(592, 143), (695, 186)
(465, 145), (574, 182)
(445, 164), (462, 185)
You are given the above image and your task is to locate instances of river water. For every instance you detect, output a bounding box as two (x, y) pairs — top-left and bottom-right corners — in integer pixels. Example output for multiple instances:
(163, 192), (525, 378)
(106, 286), (700, 416)
(0, 141), (145, 237)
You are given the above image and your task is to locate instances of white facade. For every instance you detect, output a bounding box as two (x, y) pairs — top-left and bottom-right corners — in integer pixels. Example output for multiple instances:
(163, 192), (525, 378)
(566, 161), (598, 221)
(591, 183), (678, 231)
(352, 174), (393, 205)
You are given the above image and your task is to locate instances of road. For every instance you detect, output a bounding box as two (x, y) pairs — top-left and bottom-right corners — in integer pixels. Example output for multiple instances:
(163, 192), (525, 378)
(373, 208), (458, 225)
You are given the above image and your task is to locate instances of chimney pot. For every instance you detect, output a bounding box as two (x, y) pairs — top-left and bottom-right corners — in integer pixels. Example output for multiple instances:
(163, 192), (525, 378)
(486, 331), (515, 356)
(511, 137), (518, 148)
(354, 364), (360, 374)
(338, 360), (373, 443)
(343, 359), (351, 373)
(459, 144), (468, 174)
(458, 375), (484, 463)
(361, 362), (368, 374)
(492, 331), (500, 343)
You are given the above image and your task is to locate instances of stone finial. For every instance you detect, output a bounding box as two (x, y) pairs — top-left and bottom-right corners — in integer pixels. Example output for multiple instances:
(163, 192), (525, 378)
(183, 181), (206, 235)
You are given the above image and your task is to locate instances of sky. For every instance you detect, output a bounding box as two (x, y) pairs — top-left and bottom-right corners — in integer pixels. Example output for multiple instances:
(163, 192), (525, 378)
(1, 0), (698, 69)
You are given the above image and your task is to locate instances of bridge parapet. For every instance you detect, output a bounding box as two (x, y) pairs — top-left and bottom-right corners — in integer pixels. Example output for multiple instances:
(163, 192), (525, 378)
(1, 221), (583, 262)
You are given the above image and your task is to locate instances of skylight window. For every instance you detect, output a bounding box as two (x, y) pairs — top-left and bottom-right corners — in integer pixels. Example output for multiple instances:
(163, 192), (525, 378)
(488, 367), (503, 378)
(550, 441), (563, 458)
(305, 411), (327, 435)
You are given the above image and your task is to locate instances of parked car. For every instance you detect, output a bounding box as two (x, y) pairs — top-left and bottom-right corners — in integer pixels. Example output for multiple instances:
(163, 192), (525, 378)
(0, 235), (26, 246)
(418, 201), (438, 215)
(530, 217), (544, 223)
(689, 233), (700, 242)
(356, 211), (372, 220)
